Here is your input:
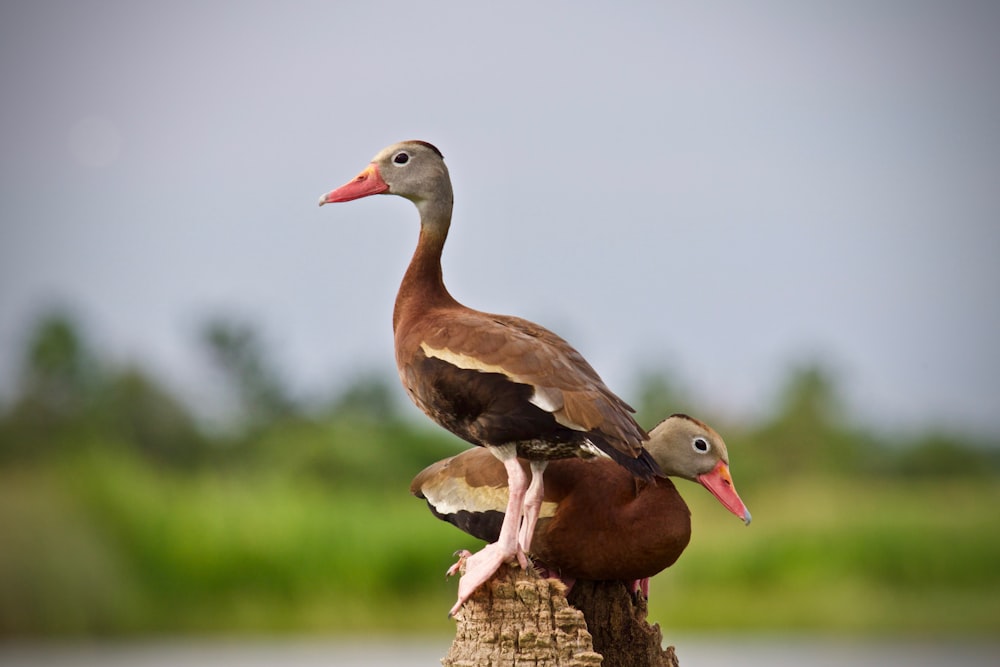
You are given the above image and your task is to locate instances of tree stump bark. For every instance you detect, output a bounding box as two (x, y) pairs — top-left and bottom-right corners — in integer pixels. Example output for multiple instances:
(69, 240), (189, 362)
(567, 580), (678, 667)
(442, 565), (679, 667)
(443, 564), (602, 667)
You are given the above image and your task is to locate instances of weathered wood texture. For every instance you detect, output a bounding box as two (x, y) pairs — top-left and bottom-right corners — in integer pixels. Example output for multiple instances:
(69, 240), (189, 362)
(568, 580), (678, 667)
(443, 565), (679, 667)
(443, 564), (601, 667)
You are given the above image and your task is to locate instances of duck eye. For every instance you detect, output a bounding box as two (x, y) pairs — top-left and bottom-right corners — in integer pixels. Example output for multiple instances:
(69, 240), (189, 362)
(693, 437), (710, 453)
(393, 152), (410, 165)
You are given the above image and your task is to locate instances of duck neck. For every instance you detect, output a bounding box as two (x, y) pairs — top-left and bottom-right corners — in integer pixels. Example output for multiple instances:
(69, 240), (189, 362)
(393, 197), (458, 331)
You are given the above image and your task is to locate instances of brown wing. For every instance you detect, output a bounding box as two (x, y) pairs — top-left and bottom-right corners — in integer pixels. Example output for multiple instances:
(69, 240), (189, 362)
(410, 447), (510, 505)
(409, 308), (648, 458)
(412, 450), (688, 580)
(411, 447), (574, 544)
(410, 448), (516, 543)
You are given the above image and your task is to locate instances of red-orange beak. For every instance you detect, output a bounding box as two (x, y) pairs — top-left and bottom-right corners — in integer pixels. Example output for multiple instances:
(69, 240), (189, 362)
(318, 164), (389, 205)
(697, 460), (752, 525)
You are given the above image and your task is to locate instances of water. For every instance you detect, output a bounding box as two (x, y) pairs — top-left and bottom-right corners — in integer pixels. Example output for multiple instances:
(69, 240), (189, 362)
(0, 640), (446, 667)
(1, 638), (996, 667)
(676, 637), (997, 667)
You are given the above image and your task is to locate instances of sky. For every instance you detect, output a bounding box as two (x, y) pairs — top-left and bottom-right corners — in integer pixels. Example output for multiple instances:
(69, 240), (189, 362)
(1, 0), (998, 437)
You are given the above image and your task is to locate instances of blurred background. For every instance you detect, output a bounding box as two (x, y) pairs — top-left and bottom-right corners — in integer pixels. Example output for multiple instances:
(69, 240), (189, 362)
(1, 0), (999, 654)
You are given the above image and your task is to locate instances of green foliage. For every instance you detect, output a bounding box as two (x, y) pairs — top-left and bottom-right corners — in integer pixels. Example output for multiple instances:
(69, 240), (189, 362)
(650, 477), (1000, 635)
(0, 452), (472, 636)
(1, 311), (999, 637)
(633, 367), (698, 427)
(886, 431), (1000, 478)
(740, 362), (872, 477)
(99, 367), (206, 466)
(200, 318), (296, 428)
(23, 313), (100, 400)
(0, 468), (140, 635)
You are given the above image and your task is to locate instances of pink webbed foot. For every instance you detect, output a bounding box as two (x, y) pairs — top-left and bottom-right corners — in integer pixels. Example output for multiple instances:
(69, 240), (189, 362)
(446, 542), (529, 616)
(446, 446), (534, 616)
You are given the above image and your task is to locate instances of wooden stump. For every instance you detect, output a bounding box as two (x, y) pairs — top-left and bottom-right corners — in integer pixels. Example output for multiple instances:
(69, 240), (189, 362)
(443, 565), (679, 667)
(443, 564), (601, 667)
(567, 580), (678, 667)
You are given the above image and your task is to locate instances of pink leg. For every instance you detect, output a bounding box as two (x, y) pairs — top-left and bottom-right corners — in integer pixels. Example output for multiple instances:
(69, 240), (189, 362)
(518, 460), (548, 554)
(447, 445), (529, 616)
(534, 564), (576, 595)
(628, 577), (651, 599)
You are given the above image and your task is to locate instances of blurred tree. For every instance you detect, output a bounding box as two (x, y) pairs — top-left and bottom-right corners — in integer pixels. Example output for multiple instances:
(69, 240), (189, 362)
(326, 373), (399, 422)
(100, 367), (205, 466)
(0, 311), (205, 466)
(200, 318), (296, 430)
(17, 312), (100, 421)
(889, 431), (1000, 478)
(0, 313), (103, 459)
(775, 362), (842, 430)
(747, 361), (872, 476)
(632, 367), (696, 428)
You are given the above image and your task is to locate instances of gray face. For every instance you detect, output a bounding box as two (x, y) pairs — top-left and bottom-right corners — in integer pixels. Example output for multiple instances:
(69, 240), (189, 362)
(645, 414), (730, 481)
(371, 141), (453, 209)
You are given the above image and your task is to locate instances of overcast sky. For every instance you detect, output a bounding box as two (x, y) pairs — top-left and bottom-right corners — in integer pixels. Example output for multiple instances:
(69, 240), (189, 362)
(1, 0), (998, 437)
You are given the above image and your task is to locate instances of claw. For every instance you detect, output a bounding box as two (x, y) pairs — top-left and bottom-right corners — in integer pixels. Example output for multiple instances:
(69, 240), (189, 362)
(447, 542), (522, 616)
(445, 452), (539, 617)
(446, 550), (471, 578)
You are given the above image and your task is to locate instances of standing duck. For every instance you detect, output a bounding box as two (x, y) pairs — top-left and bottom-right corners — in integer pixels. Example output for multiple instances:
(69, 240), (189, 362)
(319, 140), (660, 615)
(411, 413), (751, 596)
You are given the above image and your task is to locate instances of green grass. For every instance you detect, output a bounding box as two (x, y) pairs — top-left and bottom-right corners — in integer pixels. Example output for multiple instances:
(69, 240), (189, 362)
(2, 450), (999, 638)
(59, 449), (472, 634)
(649, 477), (1000, 636)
